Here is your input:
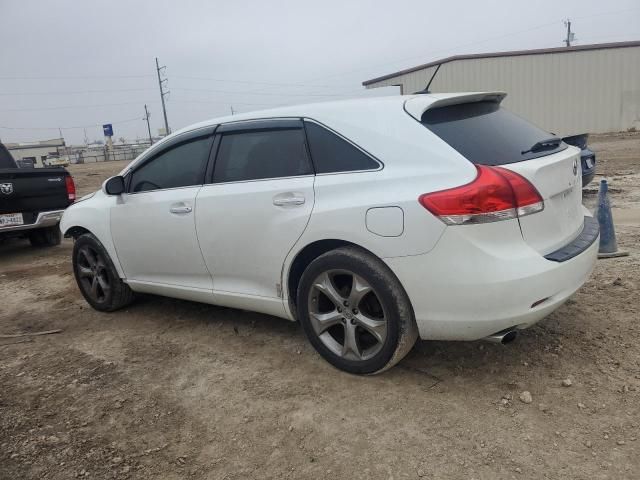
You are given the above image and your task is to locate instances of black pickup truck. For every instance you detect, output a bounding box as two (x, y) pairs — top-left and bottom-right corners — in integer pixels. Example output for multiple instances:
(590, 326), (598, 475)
(0, 142), (75, 247)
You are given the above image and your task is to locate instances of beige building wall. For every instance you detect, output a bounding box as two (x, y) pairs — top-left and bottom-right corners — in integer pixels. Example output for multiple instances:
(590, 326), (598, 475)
(364, 45), (640, 135)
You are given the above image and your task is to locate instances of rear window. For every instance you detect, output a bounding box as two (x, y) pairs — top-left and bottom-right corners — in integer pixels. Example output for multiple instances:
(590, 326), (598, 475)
(421, 101), (566, 165)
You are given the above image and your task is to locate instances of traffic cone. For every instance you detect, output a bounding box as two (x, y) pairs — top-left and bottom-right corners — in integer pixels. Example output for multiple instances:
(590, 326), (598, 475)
(596, 179), (628, 259)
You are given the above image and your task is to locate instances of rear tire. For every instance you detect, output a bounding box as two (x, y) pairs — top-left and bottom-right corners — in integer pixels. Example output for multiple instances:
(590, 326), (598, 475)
(29, 226), (61, 247)
(72, 233), (134, 312)
(297, 246), (418, 374)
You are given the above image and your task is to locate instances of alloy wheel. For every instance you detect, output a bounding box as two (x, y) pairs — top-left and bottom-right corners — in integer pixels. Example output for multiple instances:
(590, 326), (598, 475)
(76, 246), (111, 303)
(307, 269), (388, 361)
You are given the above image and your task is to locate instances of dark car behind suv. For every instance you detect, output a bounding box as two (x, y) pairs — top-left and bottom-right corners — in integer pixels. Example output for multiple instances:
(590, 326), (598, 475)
(562, 134), (596, 187)
(0, 142), (75, 247)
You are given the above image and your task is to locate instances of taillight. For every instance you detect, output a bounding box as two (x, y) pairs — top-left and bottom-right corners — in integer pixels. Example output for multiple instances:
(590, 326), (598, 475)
(418, 165), (543, 225)
(65, 175), (76, 202)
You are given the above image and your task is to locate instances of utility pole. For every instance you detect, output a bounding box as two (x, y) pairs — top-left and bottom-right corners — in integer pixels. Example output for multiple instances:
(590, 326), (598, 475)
(564, 19), (574, 47)
(230, 105), (235, 115)
(155, 57), (170, 135)
(144, 104), (153, 145)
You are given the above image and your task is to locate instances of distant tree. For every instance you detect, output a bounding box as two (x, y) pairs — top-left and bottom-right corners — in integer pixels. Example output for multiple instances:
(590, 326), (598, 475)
(119, 137), (126, 144)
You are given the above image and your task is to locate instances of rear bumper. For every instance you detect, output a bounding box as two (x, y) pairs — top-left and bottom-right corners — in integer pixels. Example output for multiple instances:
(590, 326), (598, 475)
(0, 210), (64, 234)
(384, 215), (598, 341)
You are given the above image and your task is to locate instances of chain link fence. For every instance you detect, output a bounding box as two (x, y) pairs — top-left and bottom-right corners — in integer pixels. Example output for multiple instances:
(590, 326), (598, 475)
(71, 144), (149, 164)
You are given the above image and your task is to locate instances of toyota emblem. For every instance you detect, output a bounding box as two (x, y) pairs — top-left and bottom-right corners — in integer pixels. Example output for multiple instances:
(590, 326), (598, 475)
(572, 159), (578, 176)
(0, 182), (14, 195)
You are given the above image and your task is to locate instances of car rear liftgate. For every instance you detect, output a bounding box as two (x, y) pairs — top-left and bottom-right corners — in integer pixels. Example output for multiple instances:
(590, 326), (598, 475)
(417, 96), (587, 256)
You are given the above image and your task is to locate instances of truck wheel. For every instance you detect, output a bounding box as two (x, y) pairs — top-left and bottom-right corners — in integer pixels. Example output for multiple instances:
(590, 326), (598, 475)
(296, 246), (418, 374)
(72, 233), (135, 312)
(29, 226), (62, 247)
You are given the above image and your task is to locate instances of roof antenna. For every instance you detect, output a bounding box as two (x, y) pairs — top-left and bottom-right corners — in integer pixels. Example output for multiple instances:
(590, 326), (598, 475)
(414, 63), (441, 94)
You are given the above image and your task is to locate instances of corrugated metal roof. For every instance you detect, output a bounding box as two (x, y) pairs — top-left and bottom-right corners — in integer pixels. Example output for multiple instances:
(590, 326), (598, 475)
(362, 40), (640, 86)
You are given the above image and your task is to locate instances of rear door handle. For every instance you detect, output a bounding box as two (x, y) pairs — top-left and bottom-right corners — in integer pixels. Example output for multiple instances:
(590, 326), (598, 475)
(273, 193), (305, 207)
(169, 203), (193, 214)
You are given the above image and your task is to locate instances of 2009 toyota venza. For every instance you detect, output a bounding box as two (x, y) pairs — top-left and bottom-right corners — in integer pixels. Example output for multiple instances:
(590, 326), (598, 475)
(61, 92), (599, 374)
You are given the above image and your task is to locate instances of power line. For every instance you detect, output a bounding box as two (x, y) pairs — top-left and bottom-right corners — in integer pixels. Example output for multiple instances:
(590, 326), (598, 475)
(0, 74), (154, 80)
(172, 87), (363, 97)
(0, 87), (154, 96)
(173, 75), (351, 89)
(171, 98), (279, 107)
(572, 6), (640, 21)
(0, 100), (158, 113)
(0, 117), (141, 131)
(297, 6), (640, 86)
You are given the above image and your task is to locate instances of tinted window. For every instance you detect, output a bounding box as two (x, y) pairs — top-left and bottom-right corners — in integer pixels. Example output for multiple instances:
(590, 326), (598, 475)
(304, 121), (379, 173)
(421, 101), (567, 165)
(213, 129), (312, 183)
(0, 144), (17, 168)
(130, 135), (212, 192)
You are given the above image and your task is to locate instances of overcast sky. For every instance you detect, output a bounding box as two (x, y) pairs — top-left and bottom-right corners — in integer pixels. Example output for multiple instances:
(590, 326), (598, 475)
(1, 0), (639, 144)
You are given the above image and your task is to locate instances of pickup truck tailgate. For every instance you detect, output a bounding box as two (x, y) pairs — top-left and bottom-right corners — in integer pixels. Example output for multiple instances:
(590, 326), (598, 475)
(0, 168), (71, 216)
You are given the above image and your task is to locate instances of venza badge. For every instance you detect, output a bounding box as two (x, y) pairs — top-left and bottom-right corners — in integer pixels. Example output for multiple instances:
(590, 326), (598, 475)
(0, 182), (14, 195)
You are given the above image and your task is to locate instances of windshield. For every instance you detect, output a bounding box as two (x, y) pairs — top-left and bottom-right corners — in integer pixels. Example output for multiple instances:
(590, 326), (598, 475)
(421, 101), (567, 165)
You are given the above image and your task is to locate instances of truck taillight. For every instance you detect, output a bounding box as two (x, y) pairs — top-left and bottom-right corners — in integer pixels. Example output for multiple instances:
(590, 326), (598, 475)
(65, 175), (76, 202)
(418, 165), (544, 225)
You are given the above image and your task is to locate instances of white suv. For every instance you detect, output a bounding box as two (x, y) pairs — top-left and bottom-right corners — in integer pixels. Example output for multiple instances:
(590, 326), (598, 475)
(60, 92), (598, 374)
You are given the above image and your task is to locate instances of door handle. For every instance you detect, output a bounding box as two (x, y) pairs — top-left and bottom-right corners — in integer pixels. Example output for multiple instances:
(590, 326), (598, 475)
(273, 194), (305, 207)
(169, 204), (193, 214)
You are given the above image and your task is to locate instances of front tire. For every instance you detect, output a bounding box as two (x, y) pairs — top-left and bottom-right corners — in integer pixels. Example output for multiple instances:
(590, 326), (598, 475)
(72, 233), (134, 312)
(297, 246), (418, 374)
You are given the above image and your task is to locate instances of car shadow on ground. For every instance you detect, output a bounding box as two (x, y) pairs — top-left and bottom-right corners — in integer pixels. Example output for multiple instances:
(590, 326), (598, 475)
(115, 291), (567, 389)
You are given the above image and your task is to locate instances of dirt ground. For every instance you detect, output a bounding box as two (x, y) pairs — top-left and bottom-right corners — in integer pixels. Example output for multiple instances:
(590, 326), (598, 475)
(1, 133), (639, 480)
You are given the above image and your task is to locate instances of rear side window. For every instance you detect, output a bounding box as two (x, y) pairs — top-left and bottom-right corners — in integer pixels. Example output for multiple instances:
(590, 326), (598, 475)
(304, 121), (380, 173)
(130, 135), (212, 192)
(421, 101), (567, 165)
(213, 129), (312, 183)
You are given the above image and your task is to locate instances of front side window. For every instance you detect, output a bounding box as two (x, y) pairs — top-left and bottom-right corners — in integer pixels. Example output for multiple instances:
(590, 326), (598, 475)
(304, 121), (380, 174)
(213, 129), (312, 183)
(130, 135), (212, 193)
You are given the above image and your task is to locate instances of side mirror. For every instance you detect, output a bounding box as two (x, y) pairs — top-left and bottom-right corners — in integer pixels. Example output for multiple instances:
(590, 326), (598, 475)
(104, 176), (125, 195)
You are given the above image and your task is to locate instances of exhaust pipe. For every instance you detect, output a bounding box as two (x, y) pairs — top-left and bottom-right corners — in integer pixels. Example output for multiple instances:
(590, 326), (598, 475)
(484, 329), (518, 345)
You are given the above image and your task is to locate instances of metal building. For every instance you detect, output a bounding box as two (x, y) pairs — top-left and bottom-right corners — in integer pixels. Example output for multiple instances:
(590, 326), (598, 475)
(5, 138), (65, 168)
(362, 41), (640, 135)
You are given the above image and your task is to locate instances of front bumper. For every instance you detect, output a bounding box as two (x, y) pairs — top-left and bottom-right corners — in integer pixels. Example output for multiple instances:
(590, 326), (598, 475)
(384, 215), (599, 341)
(0, 210), (64, 234)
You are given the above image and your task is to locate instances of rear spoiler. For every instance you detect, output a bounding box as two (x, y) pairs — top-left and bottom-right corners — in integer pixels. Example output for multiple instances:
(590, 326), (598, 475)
(404, 92), (507, 122)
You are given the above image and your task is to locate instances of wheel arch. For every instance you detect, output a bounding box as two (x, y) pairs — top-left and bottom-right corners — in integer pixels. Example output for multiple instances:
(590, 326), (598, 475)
(62, 221), (126, 279)
(63, 225), (91, 239)
(285, 239), (382, 318)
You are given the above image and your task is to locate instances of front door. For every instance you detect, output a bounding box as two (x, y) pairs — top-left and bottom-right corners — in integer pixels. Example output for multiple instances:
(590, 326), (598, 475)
(195, 120), (315, 307)
(110, 129), (214, 290)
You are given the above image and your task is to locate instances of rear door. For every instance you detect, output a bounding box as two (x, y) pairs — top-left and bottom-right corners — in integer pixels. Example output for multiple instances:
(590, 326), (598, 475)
(195, 119), (315, 301)
(419, 99), (584, 254)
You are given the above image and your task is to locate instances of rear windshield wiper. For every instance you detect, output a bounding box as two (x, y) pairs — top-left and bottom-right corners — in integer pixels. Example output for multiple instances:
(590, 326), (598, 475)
(521, 137), (562, 155)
